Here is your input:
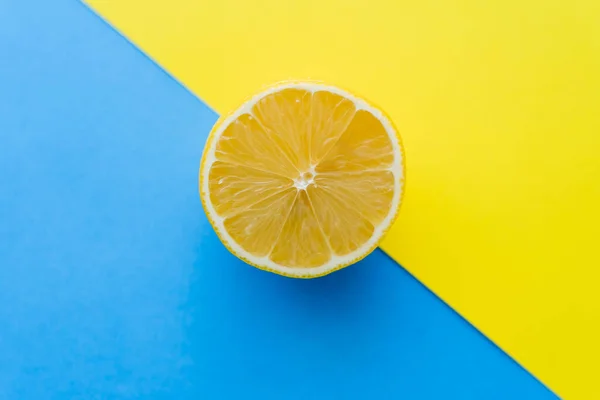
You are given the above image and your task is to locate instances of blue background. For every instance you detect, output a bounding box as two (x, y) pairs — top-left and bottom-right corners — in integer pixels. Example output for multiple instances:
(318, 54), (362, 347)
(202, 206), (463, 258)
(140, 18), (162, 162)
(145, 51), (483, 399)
(0, 1), (557, 399)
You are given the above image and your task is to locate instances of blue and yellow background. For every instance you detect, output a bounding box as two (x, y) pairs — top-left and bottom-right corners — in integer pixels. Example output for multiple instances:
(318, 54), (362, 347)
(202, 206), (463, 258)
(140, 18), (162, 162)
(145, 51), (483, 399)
(1, 0), (599, 398)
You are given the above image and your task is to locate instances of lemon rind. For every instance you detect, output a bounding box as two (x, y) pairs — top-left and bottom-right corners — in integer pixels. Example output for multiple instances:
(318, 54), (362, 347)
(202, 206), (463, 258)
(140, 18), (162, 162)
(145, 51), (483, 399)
(199, 81), (406, 278)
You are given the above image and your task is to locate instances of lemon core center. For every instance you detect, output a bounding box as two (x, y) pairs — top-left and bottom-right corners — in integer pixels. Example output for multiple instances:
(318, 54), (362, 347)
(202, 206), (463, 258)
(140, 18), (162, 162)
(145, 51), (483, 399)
(294, 171), (315, 190)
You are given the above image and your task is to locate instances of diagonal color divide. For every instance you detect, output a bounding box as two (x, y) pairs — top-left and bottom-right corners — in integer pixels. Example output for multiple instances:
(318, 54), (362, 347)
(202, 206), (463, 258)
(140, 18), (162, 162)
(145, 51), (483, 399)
(85, 0), (600, 398)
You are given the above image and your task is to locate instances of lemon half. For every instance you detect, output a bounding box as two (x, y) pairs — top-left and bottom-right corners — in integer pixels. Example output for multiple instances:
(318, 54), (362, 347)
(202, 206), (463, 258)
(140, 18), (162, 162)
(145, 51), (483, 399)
(199, 82), (405, 278)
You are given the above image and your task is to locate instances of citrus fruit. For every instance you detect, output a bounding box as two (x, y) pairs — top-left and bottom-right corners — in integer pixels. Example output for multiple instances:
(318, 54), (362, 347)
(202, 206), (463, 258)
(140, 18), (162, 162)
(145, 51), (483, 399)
(199, 82), (405, 278)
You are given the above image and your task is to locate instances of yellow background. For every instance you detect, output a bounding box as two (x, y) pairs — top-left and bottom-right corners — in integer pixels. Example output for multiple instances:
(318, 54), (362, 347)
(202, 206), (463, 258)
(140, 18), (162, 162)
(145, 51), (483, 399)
(86, 0), (600, 397)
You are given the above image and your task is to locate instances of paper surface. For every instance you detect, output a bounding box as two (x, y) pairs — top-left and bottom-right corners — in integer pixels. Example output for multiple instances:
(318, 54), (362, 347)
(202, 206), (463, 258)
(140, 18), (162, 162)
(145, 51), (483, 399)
(0, 1), (556, 398)
(86, 0), (600, 397)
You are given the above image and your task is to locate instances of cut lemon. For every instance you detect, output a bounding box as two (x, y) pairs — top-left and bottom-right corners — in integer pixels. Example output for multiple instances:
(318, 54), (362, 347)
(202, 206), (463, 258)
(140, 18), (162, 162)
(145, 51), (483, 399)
(199, 82), (405, 278)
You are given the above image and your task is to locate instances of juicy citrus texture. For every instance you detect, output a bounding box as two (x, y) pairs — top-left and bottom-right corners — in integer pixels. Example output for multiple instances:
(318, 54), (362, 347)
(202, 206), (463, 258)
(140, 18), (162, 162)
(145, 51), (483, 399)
(200, 83), (404, 277)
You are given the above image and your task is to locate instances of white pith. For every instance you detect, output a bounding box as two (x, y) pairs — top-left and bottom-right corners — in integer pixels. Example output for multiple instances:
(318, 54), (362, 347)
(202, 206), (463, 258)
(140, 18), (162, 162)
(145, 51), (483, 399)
(200, 82), (405, 277)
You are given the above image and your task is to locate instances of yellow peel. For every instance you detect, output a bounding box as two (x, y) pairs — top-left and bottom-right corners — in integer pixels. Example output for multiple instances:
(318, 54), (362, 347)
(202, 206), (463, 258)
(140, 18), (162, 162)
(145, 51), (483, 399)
(199, 81), (406, 278)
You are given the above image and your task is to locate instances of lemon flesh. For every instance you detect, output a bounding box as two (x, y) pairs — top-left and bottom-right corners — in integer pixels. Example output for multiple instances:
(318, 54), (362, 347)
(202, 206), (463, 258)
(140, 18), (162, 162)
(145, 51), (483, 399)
(200, 82), (404, 278)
